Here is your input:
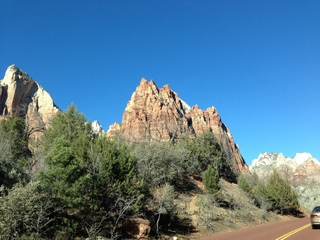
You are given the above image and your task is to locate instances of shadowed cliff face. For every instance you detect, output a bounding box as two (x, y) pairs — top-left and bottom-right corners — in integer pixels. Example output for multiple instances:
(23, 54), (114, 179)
(0, 65), (59, 138)
(107, 78), (249, 173)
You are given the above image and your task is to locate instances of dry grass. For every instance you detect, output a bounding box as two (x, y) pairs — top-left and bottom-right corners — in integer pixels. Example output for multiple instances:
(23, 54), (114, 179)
(167, 177), (306, 240)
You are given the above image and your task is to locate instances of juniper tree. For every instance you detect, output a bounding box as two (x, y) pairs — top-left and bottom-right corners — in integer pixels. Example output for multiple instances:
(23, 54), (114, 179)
(265, 170), (299, 214)
(0, 116), (30, 192)
(202, 165), (220, 194)
(180, 131), (231, 178)
(38, 104), (142, 237)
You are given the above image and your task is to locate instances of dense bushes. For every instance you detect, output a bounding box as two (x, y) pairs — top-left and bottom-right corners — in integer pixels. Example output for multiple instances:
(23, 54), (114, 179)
(202, 165), (220, 194)
(0, 182), (59, 239)
(238, 171), (300, 214)
(37, 104), (142, 238)
(0, 116), (30, 192)
(0, 104), (301, 239)
(265, 171), (299, 214)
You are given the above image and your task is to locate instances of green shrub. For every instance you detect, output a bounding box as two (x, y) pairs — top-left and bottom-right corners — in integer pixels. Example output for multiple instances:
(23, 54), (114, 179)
(202, 165), (220, 194)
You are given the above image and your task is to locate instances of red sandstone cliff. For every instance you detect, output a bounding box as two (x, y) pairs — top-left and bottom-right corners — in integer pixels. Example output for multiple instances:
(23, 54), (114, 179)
(107, 78), (249, 173)
(0, 65), (248, 173)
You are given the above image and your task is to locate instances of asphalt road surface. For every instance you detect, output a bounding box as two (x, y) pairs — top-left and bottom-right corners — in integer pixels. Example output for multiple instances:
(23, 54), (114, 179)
(198, 217), (320, 240)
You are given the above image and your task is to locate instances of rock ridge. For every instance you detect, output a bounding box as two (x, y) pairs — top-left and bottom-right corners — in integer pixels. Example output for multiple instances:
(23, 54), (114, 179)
(0, 65), (248, 174)
(249, 152), (320, 210)
(0, 65), (60, 138)
(107, 78), (248, 173)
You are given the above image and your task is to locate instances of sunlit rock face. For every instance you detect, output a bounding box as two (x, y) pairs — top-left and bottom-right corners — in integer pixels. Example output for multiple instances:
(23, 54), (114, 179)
(91, 120), (105, 135)
(250, 152), (320, 210)
(107, 78), (249, 173)
(0, 65), (59, 138)
(250, 152), (297, 180)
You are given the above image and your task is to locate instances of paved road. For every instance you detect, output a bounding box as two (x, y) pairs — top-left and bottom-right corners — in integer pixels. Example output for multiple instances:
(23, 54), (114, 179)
(198, 217), (320, 240)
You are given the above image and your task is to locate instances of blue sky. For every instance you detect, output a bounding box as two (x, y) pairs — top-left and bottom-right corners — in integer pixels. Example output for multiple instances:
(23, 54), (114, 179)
(1, 0), (319, 165)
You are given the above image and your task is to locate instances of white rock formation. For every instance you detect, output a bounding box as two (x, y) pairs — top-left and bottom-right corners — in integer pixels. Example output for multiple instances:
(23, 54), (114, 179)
(249, 152), (320, 210)
(0, 65), (59, 137)
(293, 152), (314, 165)
(91, 120), (105, 135)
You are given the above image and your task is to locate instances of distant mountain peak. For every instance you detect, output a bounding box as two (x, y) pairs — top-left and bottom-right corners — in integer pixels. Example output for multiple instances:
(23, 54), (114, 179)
(91, 120), (105, 135)
(250, 152), (317, 172)
(250, 152), (320, 210)
(293, 152), (313, 165)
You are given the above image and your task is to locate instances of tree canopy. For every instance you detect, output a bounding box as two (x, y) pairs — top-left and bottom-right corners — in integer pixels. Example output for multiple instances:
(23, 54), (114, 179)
(0, 116), (30, 192)
(1, 104), (298, 239)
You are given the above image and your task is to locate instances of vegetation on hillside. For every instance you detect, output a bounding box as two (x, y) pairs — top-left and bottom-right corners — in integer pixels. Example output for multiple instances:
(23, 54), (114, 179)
(0, 105), (301, 239)
(238, 171), (300, 214)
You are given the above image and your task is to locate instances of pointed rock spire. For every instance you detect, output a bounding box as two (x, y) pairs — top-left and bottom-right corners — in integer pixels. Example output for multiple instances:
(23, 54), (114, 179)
(0, 65), (59, 138)
(107, 78), (248, 173)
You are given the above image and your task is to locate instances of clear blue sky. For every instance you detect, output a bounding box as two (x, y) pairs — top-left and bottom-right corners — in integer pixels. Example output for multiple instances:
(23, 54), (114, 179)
(1, 0), (319, 165)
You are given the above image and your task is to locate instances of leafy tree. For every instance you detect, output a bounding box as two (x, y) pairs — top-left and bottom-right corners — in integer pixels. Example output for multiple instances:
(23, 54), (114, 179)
(42, 103), (91, 152)
(38, 104), (95, 205)
(238, 173), (270, 209)
(0, 182), (59, 239)
(83, 136), (142, 239)
(202, 165), (220, 194)
(240, 171), (299, 213)
(133, 141), (184, 188)
(238, 173), (259, 197)
(265, 171), (299, 214)
(95, 136), (141, 200)
(151, 183), (177, 238)
(179, 131), (231, 178)
(0, 116), (30, 192)
(0, 116), (29, 159)
(38, 136), (90, 209)
(37, 105), (96, 236)
(238, 174), (251, 193)
(38, 105), (143, 237)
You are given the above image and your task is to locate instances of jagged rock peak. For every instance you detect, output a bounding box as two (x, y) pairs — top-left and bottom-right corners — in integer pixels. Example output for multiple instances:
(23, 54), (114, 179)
(293, 152), (314, 165)
(2, 64), (31, 85)
(5, 64), (21, 75)
(250, 152), (318, 172)
(126, 78), (191, 114)
(91, 120), (105, 135)
(5, 64), (26, 75)
(138, 78), (159, 94)
(0, 65), (59, 138)
(249, 152), (320, 181)
(107, 78), (248, 173)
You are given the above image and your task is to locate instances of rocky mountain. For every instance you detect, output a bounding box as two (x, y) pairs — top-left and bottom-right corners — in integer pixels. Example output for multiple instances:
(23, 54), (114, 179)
(0, 65), (248, 173)
(91, 120), (105, 135)
(250, 152), (320, 210)
(0, 65), (106, 139)
(107, 78), (248, 173)
(0, 65), (59, 139)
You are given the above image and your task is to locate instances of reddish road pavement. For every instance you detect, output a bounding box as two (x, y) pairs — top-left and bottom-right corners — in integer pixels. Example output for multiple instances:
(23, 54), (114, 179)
(198, 217), (320, 240)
